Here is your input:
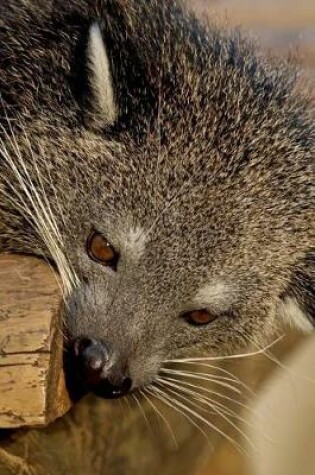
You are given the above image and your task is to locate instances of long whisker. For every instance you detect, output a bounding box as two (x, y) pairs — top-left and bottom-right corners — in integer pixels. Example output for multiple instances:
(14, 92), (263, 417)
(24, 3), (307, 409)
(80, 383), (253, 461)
(27, 139), (79, 292)
(0, 121), (78, 297)
(160, 372), (259, 417)
(124, 395), (133, 414)
(162, 367), (247, 392)
(160, 375), (256, 424)
(165, 335), (285, 363)
(152, 383), (246, 453)
(132, 393), (152, 434)
(240, 332), (315, 385)
(0, 139), (69, 288)
(164, 361), (255, 396)
(140, 389), (178, 448)
(161, 369), (242, 394)
(157, 377), (256, 453)
(146, 386), (213, 448)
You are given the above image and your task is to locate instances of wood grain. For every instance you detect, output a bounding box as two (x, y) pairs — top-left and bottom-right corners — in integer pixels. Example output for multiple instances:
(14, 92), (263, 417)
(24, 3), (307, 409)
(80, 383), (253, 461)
(0, 255), (71, 428)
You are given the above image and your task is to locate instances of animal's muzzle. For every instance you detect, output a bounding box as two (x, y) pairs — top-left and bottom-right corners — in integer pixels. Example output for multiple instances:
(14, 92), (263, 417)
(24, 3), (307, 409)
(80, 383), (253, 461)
(70, 337), (132, 399)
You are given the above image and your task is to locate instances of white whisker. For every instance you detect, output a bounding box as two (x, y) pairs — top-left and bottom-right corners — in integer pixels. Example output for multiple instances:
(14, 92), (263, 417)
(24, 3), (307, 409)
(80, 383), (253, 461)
(165, 335), (285, 363)
(164, 361), (255, 396)
(163, 367), (246, 390)
(0, 122), (79, 297)
(157, 377), (256, 453)
(160, 375), (256, 424)
(141, 389), (178, 447)
(161, 368), (242, 394)
(132, 393), (152, 433)
(152, 383), (245, 452)
(146, 386), (213, 448)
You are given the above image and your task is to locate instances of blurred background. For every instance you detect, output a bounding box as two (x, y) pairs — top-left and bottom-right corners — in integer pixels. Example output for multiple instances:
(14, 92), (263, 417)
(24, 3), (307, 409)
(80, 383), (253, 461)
(187, 2), (315, 475)
(191, 0), (315, 86)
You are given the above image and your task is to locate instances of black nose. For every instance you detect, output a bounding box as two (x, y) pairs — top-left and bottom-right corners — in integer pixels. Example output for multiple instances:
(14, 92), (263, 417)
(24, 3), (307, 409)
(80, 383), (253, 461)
(71, 337), (132, 399)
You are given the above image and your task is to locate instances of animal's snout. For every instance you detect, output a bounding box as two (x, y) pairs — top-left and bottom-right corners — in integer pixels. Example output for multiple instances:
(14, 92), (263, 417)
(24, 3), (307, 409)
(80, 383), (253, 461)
(73, 337), (109, 385)
(71, 337), (132, 399)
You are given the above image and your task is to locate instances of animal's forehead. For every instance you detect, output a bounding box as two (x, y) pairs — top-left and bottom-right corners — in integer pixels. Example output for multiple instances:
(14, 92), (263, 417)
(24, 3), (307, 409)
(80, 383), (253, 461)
(193, 282), (239, 313)
(111, 215), (238, 276)
(114, 224), (239, 311)
(115, 225), (148, 261)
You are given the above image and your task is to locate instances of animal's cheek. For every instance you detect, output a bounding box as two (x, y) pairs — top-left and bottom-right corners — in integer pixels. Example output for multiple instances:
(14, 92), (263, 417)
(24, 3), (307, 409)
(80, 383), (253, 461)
(62, 306), (97, 347)
(62, 282), (112, 334)
(128, 355), (164, 389)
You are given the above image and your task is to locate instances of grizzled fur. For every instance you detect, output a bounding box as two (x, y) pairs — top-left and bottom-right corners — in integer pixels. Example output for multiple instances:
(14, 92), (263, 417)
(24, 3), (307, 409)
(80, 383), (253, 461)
(0, 0), (314, 389)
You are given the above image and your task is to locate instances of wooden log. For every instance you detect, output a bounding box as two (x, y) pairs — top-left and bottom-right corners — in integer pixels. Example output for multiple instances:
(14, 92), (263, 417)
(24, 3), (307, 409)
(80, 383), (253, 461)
(0, 254), (71, 428)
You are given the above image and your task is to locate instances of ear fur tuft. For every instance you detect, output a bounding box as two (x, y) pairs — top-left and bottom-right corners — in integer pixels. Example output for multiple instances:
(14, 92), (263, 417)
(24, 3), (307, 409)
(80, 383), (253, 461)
(86, 22), (118, 129)
(278, 296), (314, 333)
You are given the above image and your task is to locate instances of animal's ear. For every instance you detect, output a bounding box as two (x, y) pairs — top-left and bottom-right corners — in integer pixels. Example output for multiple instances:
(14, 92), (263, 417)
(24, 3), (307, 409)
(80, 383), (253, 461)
(278, 296), (314, 333)
(278, 255), (315, 332)
(86, 22), (118, 130)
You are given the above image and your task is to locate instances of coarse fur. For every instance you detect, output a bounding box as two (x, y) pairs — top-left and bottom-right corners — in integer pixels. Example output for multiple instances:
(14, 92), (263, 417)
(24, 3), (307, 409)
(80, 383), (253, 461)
(0, 0), (314, 392)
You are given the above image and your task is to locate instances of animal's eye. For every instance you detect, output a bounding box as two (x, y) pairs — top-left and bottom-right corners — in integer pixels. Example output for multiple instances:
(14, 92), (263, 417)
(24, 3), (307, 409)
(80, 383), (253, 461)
(87, 230), (119, 269)
(183, 309), (217, 326)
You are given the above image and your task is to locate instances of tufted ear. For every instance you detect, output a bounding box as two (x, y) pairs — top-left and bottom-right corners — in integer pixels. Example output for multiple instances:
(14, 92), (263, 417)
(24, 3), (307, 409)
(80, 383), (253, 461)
(278, 255), (315, 333)
(278, 296), (314, 333)
(86, 22), (118, 130)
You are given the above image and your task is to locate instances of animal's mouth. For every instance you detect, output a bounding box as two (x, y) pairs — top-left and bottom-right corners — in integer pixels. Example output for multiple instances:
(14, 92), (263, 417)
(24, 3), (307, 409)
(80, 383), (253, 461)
(85, 377), (133, 400)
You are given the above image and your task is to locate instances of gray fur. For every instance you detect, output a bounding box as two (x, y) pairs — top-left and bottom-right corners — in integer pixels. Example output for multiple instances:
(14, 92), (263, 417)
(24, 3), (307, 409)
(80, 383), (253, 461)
(0, 0), (314, 390)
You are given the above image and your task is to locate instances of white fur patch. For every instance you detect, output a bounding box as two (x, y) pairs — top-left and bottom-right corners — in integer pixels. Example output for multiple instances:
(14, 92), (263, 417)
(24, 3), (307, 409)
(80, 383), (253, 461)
(121, 227), (148, 260)
(194, 282), (237, 313)
(278, 297), (313, 333)
(87, 23), (117, 126)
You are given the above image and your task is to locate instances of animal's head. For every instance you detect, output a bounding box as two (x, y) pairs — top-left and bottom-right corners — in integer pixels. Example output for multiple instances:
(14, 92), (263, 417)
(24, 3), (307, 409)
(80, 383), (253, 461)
(1, 1), (313, 399)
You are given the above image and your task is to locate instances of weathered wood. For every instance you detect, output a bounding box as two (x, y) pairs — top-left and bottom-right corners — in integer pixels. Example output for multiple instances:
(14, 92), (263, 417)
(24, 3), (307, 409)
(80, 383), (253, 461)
(0, 255), (71, 428)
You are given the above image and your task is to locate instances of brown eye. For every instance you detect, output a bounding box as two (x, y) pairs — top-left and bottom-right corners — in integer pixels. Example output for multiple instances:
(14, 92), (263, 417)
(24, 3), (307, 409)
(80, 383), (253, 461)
(87, 231), (119, 269)
(184, 309), (217, 326)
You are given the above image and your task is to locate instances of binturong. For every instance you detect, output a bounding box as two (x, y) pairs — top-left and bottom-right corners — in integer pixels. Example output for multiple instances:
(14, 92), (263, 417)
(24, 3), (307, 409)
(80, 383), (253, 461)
(0, 0), (314, 400)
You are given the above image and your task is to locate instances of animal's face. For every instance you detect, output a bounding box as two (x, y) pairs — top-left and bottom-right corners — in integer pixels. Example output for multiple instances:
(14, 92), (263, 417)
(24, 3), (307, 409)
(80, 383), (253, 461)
(52, 128), (281, 399)
(1, 7), (313, 400)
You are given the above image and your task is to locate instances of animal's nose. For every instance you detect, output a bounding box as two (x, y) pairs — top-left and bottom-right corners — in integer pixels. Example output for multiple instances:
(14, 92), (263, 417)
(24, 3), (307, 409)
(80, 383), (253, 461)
(73, 337), (109, 386)
(71, 337), (132, 399)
